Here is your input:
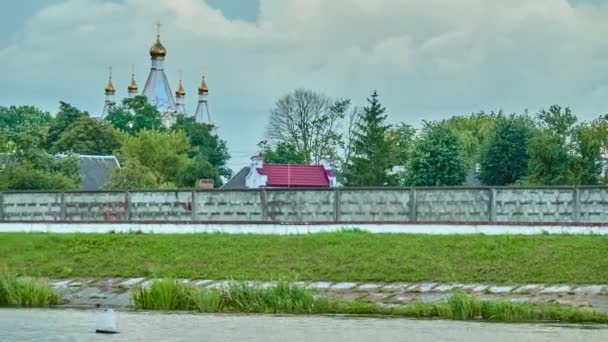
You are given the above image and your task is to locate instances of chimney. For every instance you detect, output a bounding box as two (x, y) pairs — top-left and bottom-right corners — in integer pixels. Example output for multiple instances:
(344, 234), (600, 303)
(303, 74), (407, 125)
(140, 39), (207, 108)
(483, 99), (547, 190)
(251, 155), (264, 169)
(197, 179), (214, 189)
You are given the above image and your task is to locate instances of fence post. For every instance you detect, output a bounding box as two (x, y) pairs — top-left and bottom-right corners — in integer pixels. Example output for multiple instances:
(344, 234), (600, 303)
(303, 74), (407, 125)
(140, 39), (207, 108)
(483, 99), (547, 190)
(489, 188), (497, 222)
(260, 189), (268, 221)
(191, 190), (199, 221)
(409, 187), (417, 222)
(60, 192), (67, 221)
(573, 186), (580, 222)
(334, 188), (341, 223)
(125, 191), (132, 221)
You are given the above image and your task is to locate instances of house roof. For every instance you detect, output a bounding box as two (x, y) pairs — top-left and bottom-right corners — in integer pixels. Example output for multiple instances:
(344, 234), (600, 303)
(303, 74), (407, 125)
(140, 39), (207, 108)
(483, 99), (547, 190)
(221, 166), (250, 189)
(258, 163), (330, 187)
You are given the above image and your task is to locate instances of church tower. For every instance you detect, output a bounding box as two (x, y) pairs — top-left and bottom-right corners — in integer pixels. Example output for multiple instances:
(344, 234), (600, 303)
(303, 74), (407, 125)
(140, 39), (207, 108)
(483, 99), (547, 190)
(102, 66), (115, 118)
(194, 75), (211, 124)
(127, 65), (138, 98)
(175, 71), (186, 114)
(142, 23), (176, 125)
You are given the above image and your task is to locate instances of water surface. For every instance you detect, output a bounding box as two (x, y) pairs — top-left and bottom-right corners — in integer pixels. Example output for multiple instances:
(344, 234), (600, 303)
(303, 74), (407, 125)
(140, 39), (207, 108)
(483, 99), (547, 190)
(1, 309), (607, 342)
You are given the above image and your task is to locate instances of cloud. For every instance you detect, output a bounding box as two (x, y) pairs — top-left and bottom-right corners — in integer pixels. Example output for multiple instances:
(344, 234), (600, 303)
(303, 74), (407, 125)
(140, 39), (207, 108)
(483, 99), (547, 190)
(1, 0), (608, 170)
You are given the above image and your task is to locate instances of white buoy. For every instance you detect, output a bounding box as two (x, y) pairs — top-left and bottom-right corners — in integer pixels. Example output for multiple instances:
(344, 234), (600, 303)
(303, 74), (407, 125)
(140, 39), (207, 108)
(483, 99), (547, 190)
(95, 308), (119, 334)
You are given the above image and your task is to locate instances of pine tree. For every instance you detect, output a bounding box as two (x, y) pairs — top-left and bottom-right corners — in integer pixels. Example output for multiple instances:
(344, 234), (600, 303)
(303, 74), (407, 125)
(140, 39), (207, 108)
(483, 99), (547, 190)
(344, 91), (396, 186)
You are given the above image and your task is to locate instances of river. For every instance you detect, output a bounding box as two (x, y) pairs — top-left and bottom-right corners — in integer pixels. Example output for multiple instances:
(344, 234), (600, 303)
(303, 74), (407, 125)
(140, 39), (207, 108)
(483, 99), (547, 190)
(1, 309), (607, 341)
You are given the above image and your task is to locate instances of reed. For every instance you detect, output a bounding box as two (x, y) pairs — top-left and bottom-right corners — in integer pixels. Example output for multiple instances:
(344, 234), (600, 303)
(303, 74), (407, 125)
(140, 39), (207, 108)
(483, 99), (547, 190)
(0, 271), (59, 307)
(133, 280), (608, 324)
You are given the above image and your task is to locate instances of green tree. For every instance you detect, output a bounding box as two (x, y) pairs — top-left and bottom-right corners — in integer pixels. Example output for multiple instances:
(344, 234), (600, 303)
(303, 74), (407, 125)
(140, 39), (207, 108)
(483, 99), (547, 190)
(118, 129), (194, 184)
(438, 112), (502, 173)
(406, 123), (466, 186)
(479, 117), (530, 185)
(171, 115), (231, 178)
(526, 130), (571, 185)
(52, 116), (124, 155)
(0, 126), (80, 190)
(0, 105), (51, 134)
(343, 91), (396, 186)
(103, 158), (163, 190)
(105, 96), (163, 134)
(258, 141), (308, 164)
(176, 157), (222, 188)
(46, 102), (89, 149)
(537, 105), (577, 145)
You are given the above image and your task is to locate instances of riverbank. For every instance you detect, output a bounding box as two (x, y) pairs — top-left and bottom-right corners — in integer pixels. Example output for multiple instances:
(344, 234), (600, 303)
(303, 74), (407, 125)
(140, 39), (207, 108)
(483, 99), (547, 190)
(1, 232), (608, 284)
(49, 277), (608, 314)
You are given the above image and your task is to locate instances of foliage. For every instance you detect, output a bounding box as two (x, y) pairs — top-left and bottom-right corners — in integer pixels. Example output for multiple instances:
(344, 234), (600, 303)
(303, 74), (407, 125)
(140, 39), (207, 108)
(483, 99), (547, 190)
(526, 129), (572, 185)
(0, 105), (51, 135)
(266, 89), (348, 164)
(51, 116), (124, 155)
(0, 126), (80, 190)
(386, 123), (416, 167)
(406, 123), (466, 186)
(117, 129), (194, 184)
(479, 117), (530, 185)
(171, 115), (231, 178)
(258, 141), (309, 164)
(343, 91), (396, 186)
(46, 102), (89, 149)
(537, 105), (578, 145)
(103, 158), (164, 190)
(105, 96), (163, 134)
(439, 112), (502, 172)
(176, 157), (222, 188)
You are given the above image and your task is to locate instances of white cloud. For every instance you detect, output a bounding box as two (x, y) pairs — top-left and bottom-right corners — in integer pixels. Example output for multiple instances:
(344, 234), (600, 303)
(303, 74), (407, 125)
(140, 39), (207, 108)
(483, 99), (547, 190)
(1, 0), (608, 170)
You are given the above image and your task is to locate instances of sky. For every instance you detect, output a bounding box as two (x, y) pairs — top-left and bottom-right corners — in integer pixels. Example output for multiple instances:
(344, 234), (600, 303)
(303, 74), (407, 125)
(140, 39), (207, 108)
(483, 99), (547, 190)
(1, 0), (608, 173)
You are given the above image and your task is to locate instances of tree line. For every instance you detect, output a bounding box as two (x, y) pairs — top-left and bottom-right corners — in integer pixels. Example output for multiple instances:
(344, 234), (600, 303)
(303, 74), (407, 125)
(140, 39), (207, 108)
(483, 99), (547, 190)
(0, 96), (230, 190)
(261, 89), (608, 187)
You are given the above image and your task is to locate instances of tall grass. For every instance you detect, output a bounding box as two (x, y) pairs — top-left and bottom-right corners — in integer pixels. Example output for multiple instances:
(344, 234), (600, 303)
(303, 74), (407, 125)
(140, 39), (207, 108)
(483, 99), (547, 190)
(132, 280), (320, 314)
(133, 281), (608, 324)
(0, 272), (59, 307)
(395, 291), (608, 324)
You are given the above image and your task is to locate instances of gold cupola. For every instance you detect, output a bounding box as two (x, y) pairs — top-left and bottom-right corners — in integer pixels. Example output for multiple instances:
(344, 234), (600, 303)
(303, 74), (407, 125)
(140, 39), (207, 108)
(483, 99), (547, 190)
(176, 80), (186, 98)
(105, 66), (115, 95)
(149, 35), (167, 60)
(198, 76), (209, 95)
(128, 65), (138, 93)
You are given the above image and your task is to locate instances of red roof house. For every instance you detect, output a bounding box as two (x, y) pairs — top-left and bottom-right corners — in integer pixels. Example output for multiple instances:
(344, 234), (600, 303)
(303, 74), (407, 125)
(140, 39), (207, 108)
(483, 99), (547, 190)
(222, 156), (336, 189)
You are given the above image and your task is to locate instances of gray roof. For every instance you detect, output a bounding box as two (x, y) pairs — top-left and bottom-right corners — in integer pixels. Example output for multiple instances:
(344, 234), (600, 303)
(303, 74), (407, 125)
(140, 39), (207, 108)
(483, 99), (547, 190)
(0, 153), (120, 190)
(76, 155), (120, 190)
(221, 166), (250, 189)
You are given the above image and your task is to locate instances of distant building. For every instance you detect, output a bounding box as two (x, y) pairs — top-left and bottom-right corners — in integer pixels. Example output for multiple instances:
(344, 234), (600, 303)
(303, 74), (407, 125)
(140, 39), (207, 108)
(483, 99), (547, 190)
(0, 154), (120, 190)
(222, 156), (336, 189)
(101, 22), (212, 127)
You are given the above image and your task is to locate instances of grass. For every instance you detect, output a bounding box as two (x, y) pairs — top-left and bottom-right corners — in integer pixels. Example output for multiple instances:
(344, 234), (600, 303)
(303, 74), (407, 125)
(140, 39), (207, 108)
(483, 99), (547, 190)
(1, 232), (608, 284)
(132, 280), (608, 324)
(132, 279), (318, 314)
(0, 271), (59, 307)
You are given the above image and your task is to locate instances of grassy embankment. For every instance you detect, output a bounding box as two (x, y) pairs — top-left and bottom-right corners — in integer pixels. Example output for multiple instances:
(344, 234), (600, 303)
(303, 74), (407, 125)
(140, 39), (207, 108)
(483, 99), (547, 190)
(1, 232), (608, 284)
(0, 271), (59, 307)
(132, 279), (608, 324)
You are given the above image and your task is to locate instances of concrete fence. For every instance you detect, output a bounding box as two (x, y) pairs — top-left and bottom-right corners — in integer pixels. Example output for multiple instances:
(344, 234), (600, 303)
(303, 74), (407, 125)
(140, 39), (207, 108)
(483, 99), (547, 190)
(1, 187), (608, 223)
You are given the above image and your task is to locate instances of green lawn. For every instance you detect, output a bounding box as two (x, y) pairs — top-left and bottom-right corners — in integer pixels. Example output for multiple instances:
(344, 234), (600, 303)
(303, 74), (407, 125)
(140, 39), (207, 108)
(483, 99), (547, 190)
(1, 232), (607, 284)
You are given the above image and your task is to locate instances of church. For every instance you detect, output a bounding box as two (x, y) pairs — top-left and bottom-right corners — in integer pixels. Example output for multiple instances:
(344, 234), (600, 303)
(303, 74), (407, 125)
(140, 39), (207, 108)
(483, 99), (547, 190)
(101, 26), (211, 127)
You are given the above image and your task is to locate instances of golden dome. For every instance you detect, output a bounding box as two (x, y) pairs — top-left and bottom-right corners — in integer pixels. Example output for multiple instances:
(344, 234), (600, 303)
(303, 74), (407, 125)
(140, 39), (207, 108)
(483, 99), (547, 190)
(149, 35), (167, 59)
(128, 75), (138, 92)
(198, 76), (209, 94)
(176, 80), (186, 97)
(105, 80), (115, 95)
